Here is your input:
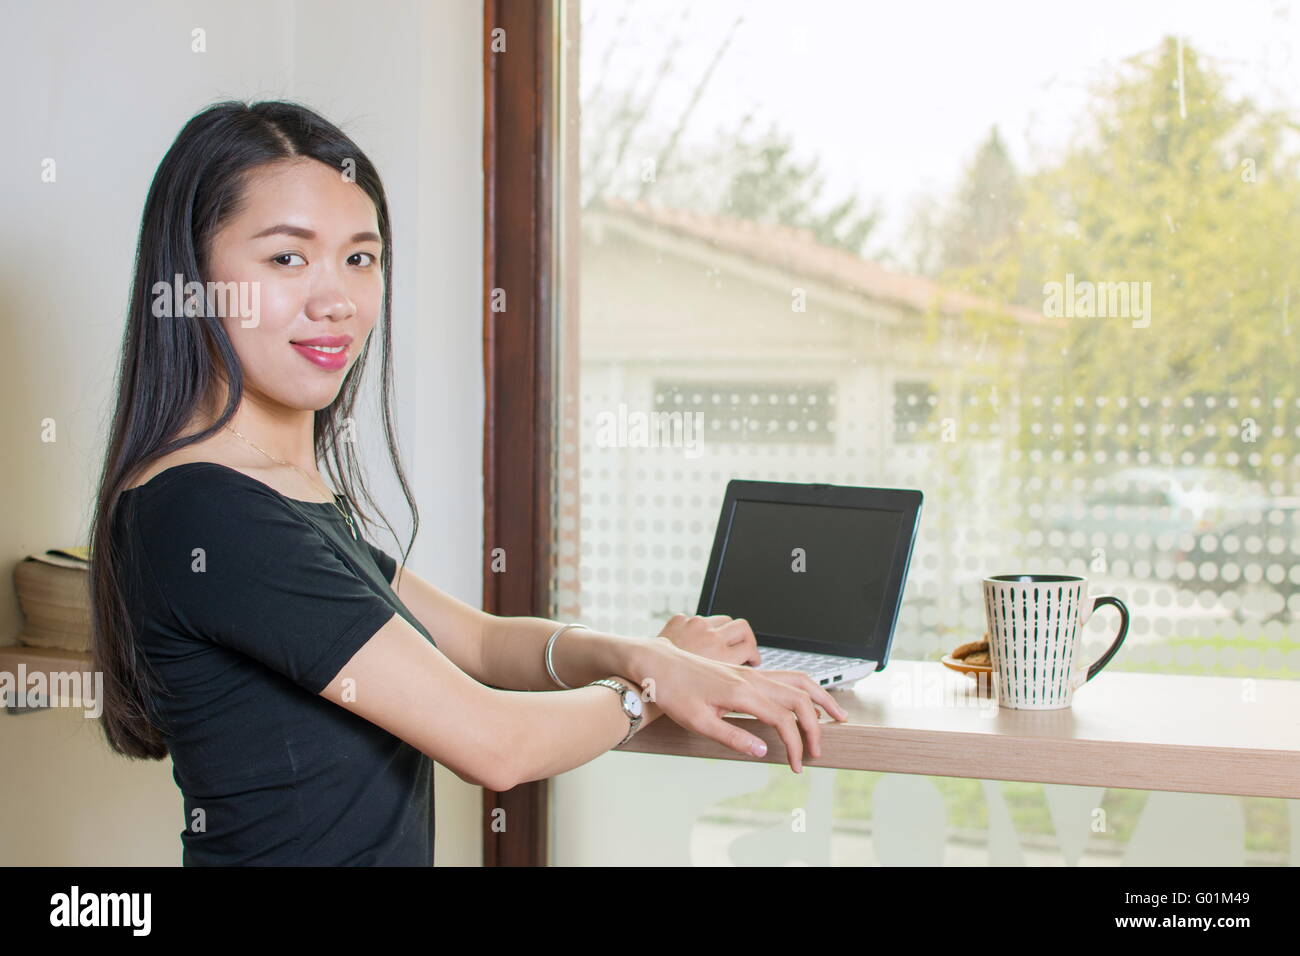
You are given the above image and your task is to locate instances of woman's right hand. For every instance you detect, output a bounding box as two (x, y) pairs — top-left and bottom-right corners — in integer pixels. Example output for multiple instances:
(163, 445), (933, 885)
(631, 636), (849, 774)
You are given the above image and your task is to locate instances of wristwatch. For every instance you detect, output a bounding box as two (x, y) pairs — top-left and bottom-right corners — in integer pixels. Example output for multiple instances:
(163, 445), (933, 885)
(589, 677), (644, 746)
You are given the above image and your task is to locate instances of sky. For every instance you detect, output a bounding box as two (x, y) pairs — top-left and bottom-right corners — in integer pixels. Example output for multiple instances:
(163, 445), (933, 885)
(578, 0), (1299, 258)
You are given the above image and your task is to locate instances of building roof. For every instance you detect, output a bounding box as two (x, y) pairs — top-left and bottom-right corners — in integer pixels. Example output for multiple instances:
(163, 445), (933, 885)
(596, 197), (1057, 328)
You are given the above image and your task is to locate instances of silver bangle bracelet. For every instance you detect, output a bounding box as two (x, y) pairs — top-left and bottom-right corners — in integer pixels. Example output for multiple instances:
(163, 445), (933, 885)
(544, 623), (590, 689)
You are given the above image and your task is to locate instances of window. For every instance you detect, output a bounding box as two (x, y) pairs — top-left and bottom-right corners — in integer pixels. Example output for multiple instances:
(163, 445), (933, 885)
(546, 0), (1299, 867)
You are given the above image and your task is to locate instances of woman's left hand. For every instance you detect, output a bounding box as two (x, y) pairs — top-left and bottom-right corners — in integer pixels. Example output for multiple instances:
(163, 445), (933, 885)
(656, 613), (761, 666)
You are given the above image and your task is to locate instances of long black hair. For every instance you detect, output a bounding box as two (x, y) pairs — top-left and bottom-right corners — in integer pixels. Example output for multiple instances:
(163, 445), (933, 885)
(89, 100), (417, 759)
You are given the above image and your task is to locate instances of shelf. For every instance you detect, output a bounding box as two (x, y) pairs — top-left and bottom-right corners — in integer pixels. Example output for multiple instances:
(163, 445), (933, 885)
(0, 643), (94, 709)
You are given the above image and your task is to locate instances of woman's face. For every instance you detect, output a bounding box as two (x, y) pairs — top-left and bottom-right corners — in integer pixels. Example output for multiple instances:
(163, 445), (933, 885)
(204, 157), (384, 414)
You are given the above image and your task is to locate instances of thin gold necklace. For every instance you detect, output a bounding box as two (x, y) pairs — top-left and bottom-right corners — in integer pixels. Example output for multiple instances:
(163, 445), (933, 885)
(222, 424), (358, 539)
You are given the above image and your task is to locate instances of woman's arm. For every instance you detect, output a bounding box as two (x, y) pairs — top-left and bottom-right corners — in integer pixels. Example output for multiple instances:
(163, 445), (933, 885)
(380, 567), (843, 777)
(478, 616), (652, 692)
(391, 565), (648, 693)
(388, 564), (493, 684)
(318, 611), (663, 792)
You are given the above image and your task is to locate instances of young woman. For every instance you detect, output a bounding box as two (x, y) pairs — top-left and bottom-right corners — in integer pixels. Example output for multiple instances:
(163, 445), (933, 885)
(89, 99), (848, 866)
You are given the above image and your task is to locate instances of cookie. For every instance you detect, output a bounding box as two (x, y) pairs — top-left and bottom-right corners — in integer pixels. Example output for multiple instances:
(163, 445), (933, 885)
(951, 638), (989, 660)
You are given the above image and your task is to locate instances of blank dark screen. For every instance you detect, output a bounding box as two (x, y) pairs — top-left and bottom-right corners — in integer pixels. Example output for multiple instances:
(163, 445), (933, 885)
(708, 499), (904, 647)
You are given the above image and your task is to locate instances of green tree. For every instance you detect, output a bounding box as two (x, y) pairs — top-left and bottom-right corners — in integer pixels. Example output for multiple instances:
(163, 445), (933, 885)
(910, 37), (1300, 479)
(941, 127), (1025, 276)
(580, 11), (882, 260)
(717, 121), (880, 256)
(1015, 36), (1300, 475)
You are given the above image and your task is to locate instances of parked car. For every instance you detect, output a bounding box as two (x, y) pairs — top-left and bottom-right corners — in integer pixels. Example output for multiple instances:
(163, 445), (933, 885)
(1048, 466), (1269, 566)
(1179, 497), (1300, 622)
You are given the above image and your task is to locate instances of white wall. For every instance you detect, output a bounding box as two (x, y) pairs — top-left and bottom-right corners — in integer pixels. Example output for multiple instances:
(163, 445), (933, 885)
(0, 0), (484, 866)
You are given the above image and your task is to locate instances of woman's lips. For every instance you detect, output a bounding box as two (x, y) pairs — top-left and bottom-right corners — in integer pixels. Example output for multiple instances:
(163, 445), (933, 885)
(290, 341), (350, 370)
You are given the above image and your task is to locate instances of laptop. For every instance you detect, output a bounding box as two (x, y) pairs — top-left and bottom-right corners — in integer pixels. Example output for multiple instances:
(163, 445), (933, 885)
(696, 480), (923, 690)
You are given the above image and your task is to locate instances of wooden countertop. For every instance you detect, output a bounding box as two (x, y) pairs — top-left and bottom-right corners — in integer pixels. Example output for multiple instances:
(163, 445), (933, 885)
(616, 659), (1300, 799)
(5, 646), (1297, 796)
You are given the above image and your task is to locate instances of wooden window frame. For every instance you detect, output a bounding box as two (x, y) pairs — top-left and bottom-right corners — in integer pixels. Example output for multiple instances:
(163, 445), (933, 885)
(481, 0), (572, 867)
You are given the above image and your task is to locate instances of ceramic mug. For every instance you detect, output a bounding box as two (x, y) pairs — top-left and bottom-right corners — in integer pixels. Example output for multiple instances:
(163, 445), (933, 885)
(982, 573), (1129, 710)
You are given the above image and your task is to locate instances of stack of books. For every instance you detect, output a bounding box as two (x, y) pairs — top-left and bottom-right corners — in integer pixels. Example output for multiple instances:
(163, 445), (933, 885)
(12, 547), (91, 652)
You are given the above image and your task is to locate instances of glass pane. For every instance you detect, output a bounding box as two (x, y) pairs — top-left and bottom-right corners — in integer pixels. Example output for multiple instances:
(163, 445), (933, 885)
(550, 0), (1299, 865)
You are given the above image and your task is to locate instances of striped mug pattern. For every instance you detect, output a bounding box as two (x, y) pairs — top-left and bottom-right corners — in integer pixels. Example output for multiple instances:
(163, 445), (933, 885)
(982, 574), (1129, 710)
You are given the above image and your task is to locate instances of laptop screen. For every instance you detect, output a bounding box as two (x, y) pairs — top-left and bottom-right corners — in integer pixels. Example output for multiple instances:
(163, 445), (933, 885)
(707, 499), (906, 649)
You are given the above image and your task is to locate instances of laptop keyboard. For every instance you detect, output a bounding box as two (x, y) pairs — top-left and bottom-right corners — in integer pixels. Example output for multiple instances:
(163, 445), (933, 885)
(755, 648), (866, 676)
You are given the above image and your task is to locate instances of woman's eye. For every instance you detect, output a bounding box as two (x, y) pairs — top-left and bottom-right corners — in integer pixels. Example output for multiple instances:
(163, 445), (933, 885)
(349, 252), (377, 267)
(272, 253), (306, 266)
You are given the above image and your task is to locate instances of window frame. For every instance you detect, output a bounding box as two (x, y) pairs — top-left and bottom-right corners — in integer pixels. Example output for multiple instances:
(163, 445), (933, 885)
(481, 0), (564, 868)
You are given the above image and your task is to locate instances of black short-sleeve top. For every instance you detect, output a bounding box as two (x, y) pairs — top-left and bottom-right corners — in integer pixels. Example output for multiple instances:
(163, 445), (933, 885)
(113, 461), (436, 866)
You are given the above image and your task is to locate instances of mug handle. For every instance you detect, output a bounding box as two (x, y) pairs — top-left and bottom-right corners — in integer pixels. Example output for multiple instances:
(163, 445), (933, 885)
(1072, 594), (1129, 688)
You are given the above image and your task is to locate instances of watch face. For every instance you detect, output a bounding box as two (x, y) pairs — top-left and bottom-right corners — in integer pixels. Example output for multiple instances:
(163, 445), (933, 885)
(621, 689), (643, 717)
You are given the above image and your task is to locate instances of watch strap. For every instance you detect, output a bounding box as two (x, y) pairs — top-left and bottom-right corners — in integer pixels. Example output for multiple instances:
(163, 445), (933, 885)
(589, 678), (642, 746)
